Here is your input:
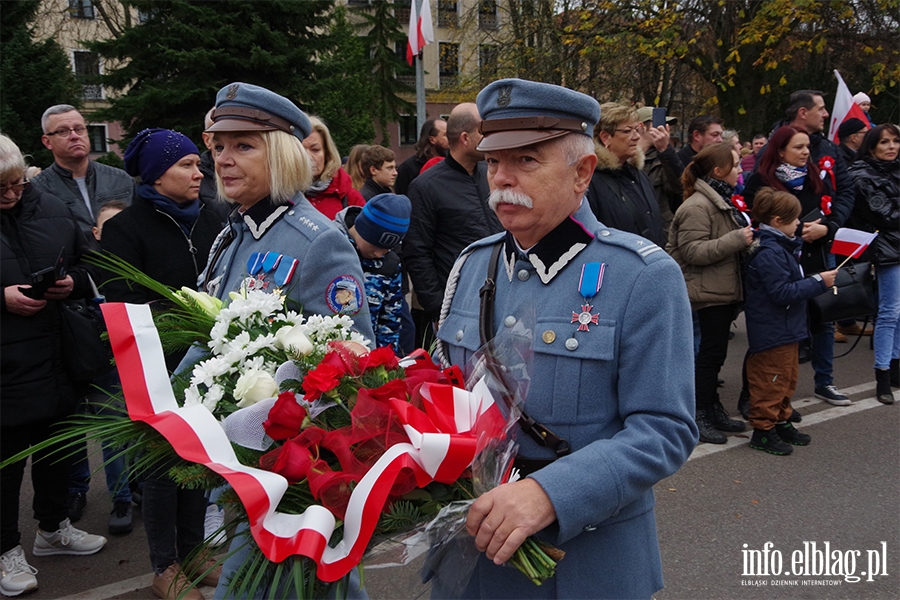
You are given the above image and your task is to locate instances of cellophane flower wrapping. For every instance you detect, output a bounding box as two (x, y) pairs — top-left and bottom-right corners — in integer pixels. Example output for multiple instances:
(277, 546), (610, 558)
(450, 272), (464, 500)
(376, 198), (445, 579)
(364, 316), (562, 596)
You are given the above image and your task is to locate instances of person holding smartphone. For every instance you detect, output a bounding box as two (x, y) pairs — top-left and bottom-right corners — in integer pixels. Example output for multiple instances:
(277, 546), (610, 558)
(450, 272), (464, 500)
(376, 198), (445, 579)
(1, 133), (107, 597)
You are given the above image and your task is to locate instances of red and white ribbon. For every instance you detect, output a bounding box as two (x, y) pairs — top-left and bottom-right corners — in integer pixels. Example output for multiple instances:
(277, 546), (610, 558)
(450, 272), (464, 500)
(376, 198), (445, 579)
(101, 303), (501, 581)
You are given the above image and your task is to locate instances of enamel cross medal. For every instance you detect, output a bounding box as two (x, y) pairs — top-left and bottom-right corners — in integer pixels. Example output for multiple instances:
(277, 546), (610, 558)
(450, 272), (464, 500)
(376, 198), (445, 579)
(572, 262), (605, 332)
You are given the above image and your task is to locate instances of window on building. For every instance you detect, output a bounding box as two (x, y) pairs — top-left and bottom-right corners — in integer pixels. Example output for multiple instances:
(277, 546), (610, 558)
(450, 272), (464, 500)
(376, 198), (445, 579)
(137, 10), (151, 24)
(395, 0), (411, 24)
(73, 51), (103, 100)
(437, 1), (458, 28)
(439, 42), (459, 87)
(479, 45), (498, 84)
(479, 0), (498, 30)
(68, 0), (94, 19)
(399, 115), (417, 146)
(87, 125), (107, 153)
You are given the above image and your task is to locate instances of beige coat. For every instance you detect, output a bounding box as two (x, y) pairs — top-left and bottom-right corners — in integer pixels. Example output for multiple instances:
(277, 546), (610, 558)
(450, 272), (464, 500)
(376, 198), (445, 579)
(666, 179), (750, 310)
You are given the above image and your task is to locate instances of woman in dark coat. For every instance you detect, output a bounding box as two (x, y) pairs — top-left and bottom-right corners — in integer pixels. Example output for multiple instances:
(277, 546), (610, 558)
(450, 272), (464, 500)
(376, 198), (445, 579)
(107, 128), (223, 600)
(586, 102), (667, 247)
(848, 124), (900, 403)
(1, 134), (107, 597)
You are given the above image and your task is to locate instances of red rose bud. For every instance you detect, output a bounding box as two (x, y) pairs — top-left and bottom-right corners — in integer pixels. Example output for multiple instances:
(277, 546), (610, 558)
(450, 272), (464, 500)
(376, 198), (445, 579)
(359, 346), (400, 371)
(263, 392), (308, 441)
(263, 437), (316, 483)
(302, 363), (344, 400)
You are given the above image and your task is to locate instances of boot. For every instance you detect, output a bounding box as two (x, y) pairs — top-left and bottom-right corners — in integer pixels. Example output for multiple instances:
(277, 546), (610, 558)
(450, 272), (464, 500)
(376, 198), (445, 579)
(876, 369), (895, 404)
(711, 401), (746, 432)
(696, 409), (727, 444)
(736, 391), (750, 420)
(890, 358), (899, 388)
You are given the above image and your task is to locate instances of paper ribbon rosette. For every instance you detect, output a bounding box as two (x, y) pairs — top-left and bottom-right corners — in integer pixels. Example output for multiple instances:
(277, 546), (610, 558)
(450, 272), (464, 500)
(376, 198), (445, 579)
(101, 302), (505, 582)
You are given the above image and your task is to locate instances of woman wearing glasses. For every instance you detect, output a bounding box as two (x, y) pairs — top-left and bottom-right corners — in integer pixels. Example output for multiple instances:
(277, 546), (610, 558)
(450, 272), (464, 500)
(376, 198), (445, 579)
(0, 134), (107, 597)
(586, 103), (667, 247)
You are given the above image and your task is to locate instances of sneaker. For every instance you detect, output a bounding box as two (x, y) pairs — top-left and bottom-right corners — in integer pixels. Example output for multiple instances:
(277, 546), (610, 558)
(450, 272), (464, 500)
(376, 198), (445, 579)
(711, 401), (746, 432)
(749, 428), (793, 455)
(696, 409), (727, 444)
(814, 385), (851, 406)
(204, 504), (226, 547)
(108, 501), (133, 535)
(151, 564), (204, 600)
(66, 493), (87, 523)
(776, 422), (811, 445)
(788, 408), (802, 423)
(0, 546), (37, 597)
(33, 519), (106, 556)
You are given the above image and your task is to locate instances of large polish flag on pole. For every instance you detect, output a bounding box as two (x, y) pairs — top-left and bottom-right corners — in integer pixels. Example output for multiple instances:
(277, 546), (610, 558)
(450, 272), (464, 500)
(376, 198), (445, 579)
(407, 0), (435, 66)
(827, 70), (870, 144)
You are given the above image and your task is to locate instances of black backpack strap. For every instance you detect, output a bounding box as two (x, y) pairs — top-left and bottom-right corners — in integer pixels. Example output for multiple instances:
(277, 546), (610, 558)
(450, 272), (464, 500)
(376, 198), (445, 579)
(478, 241), (571, 458)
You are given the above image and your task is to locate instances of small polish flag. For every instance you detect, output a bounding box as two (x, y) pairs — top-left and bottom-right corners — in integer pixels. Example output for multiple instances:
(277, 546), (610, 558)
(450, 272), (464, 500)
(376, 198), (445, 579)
(406, 0), (434, 66)
(830, 227), (878, 258)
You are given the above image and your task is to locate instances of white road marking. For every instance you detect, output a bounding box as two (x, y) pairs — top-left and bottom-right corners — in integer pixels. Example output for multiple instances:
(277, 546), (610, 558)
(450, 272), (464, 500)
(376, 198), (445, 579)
(689, 382), (885, 461)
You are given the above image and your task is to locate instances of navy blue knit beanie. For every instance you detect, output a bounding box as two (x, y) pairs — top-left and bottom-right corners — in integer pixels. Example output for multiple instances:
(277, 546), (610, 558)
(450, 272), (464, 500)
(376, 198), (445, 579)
(354, 193), (411, 249)
(123, 128), (199, 184)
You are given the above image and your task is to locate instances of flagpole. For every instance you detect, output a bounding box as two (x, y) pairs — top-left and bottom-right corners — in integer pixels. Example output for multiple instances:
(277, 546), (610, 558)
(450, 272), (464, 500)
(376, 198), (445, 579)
(416, 51), (425, 134)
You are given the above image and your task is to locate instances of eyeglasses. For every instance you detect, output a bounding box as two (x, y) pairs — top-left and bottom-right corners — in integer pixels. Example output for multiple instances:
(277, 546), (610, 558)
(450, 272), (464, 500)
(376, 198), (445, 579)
(0, 179), (28, 195)
(614, 126), (645, 137)
(45, 126), (88, 137)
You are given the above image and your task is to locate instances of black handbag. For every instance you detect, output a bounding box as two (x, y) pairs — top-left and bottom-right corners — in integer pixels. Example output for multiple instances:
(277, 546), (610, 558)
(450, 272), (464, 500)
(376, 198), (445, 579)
(59, 277), (114, 382)
(808, 262), (876, 325)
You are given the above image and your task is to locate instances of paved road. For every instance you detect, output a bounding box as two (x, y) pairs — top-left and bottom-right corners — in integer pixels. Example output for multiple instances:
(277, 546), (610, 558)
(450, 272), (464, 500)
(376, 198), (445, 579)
(16, 314), (898, 599)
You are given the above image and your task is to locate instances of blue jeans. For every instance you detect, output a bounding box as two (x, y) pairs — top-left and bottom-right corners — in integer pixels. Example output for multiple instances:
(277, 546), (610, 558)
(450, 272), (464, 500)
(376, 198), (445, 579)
(874, 264), (900, 369)
(214, 523), (367, 599)
(810, 253), (836, 388)
(69, 370), (132, 504)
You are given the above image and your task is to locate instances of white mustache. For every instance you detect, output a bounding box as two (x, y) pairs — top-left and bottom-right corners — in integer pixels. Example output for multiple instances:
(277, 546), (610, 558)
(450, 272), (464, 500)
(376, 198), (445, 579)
(489, 189), (534, 211)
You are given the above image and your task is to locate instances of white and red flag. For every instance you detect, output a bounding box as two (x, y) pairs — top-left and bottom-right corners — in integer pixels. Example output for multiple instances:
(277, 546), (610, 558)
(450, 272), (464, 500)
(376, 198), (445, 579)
(831, 227), (878, 258)
(406, 0), (434, 65)
(827, 70), (870, 144)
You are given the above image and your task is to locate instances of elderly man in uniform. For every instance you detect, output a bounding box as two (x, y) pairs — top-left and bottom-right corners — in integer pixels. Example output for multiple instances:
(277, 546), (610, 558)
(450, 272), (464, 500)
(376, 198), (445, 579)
(435, 79), (697, 599)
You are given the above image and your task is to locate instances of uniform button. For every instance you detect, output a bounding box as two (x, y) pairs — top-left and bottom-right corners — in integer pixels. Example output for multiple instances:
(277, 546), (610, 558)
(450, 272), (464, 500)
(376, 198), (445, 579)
(565, 338), (579, 351)
(600, 230), (610, 236)
(288, 210), (295, 216)
(456, 330), (464, 341)
(542, 330), (556, 344)
(504, 316), (516, 327)
(584, 524), (597, 531)
(517, 269), (530, 281)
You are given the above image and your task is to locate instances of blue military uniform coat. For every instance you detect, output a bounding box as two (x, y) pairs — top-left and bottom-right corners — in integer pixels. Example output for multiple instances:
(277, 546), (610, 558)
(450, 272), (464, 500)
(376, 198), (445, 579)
(201, 193), (375, 342)
(436, 200), (698, 599)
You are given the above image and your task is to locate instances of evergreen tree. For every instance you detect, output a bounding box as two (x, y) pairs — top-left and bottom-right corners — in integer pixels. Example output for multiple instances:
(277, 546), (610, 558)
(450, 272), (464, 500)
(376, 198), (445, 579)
(308, 6), (377, 155)
(350, 0), (414, 146)
(0, 0), (82, 167)
(88, 0), (333, 146)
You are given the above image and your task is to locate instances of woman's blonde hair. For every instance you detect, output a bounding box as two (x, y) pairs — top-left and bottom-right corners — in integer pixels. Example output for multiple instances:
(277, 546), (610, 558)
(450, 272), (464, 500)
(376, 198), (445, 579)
(0, 134), (26, 183)
(214, 129), (312, 205)
(596, 102), (640, 139)
(307, 115), (341, 182)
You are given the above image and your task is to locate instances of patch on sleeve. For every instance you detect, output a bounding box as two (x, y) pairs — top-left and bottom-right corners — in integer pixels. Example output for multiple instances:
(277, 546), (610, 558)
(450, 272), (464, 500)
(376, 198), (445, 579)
(325, 275), (363, 315)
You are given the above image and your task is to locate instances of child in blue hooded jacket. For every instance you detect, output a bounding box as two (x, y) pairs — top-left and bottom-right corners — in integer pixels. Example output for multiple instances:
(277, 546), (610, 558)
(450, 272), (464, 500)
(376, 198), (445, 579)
(743, 187), (837, 455)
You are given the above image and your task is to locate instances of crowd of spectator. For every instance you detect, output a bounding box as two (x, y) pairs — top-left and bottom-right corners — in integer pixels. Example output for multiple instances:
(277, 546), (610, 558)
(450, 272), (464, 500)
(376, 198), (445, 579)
(1, 81), (896, 598)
